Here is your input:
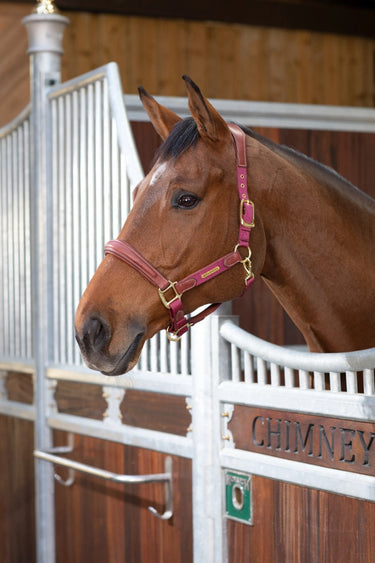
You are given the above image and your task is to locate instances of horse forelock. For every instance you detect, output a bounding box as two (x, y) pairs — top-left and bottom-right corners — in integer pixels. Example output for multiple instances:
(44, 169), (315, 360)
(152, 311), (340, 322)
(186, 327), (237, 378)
(155, 117), (199, 163)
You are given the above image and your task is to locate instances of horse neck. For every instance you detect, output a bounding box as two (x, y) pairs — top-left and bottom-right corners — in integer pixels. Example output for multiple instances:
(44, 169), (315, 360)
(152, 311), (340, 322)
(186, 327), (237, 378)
(248, 138), (375, 352)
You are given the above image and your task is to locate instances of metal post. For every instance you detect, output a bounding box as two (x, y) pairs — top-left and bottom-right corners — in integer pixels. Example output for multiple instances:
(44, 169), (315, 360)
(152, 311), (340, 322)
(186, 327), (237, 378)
(191, 305), (232, 563)
(22, 3), (69, 562)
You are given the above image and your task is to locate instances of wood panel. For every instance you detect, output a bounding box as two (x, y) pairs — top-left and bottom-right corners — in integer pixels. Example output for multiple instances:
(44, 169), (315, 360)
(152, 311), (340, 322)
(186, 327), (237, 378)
(0, 415), (36, 563)
(11, 0), (375, 40)
(228, 477), (375, 563)
(1, 3), (375, 126)
(53, 433), (192, 563)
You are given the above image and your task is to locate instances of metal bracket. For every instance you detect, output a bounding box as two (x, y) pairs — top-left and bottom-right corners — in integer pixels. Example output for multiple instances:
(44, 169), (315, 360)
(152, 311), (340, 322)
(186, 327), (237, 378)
(34, 439), (173, 520)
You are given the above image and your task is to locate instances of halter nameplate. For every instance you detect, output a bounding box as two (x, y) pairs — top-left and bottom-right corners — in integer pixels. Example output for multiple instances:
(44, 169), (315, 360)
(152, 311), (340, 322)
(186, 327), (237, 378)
(104, 124), (254, 340)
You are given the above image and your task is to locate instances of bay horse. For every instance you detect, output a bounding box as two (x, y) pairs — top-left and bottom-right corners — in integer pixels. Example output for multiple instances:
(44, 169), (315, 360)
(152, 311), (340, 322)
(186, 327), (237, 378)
(75, 76), (375, 375)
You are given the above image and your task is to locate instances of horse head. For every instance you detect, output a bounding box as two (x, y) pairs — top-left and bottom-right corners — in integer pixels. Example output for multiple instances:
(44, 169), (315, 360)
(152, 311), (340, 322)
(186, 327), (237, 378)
(75, 76), (266, 374)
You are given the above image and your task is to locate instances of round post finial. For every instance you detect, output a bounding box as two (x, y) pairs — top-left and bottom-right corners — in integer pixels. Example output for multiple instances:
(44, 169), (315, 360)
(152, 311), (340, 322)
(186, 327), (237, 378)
(34, 0), (59, 14)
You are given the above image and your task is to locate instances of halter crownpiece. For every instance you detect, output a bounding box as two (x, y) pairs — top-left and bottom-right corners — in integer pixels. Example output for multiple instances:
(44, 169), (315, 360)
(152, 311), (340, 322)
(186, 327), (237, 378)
(104, 124), (255, 340)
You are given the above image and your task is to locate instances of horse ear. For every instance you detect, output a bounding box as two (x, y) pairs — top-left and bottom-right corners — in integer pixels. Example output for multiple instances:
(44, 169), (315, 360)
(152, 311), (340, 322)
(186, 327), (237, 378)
(138, 86), (182, 141)
(182, 75), (230, 143)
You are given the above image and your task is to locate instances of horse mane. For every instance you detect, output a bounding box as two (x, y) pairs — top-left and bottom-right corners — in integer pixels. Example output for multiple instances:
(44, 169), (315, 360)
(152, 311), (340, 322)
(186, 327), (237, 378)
(156, 117), (375, 208)
(243, 126), (359, 193)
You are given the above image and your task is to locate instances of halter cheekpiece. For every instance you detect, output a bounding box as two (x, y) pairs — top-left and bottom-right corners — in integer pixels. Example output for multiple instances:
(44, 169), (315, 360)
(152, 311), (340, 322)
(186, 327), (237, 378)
(104, 124), (255, 341)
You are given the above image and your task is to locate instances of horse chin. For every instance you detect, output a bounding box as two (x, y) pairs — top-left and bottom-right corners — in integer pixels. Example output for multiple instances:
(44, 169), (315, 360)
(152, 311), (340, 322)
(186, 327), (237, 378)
(78, 330), (145, 376)
(101, 330), (145, 376)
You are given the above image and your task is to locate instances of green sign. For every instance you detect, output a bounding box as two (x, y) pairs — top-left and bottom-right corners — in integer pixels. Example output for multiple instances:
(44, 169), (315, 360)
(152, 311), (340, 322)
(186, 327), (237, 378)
(225, 471), (252, 525)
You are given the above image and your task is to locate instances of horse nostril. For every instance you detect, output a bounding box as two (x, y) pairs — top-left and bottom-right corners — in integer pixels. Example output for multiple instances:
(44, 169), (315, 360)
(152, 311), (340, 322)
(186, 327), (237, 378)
(81, 316), (111, 354)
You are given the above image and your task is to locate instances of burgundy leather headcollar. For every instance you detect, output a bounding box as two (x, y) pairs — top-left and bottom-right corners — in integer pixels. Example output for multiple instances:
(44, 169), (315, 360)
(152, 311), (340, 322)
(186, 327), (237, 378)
(104, 124), (255, 341)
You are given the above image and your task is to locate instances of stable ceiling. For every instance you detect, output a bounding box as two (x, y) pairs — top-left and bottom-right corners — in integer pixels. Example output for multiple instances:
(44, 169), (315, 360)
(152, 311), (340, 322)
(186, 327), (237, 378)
(8, 0), (375, 38)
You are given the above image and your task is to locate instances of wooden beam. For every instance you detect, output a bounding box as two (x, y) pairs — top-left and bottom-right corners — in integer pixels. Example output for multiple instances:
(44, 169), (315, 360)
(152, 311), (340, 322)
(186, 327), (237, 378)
(7, 0), (375, 38)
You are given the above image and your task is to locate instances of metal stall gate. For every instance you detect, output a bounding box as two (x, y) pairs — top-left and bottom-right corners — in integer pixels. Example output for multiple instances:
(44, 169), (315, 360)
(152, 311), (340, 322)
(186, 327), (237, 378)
(1, 5), (375, 563)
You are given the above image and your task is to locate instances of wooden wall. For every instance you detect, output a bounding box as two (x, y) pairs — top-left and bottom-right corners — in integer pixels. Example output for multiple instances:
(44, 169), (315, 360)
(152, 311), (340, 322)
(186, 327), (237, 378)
(1, 2), (375, 126)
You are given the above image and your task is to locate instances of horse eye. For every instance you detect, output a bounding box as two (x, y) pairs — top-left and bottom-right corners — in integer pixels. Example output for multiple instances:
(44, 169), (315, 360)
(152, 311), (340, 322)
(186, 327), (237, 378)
(176, 193), (199, 209)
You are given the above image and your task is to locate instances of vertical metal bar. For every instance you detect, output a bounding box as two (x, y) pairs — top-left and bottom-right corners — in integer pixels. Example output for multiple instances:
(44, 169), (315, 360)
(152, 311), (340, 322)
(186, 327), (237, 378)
(284, 367), (295, 388)
(244, 352), (254, 383)
(170, 339), (179, 374)
(94, 80), (104, 267)
(298, 369), (310, 389)
(71, 89), (81, 366)
(13, 130), (20, 358)
(24, 117), (33, 360)
(363, 369), (374, 395)
(257, 357), (267, 385)
(346, 371), (358, 394)
(159, 331), (169, 373)
(22, 9), (69, 563)
(230, 343), (241, 382)
(313, 371), (325, 391)
(8, 133), (15, 357)
(191, 314), (227, 563)
(0, 137), (4, 355)
(110, 118), (120, 235)
(329, 371), (341, 392)
(180, 332), (190, 375)
(150, 334), (158, 372)
(270, 362), (281, 386)
(64, 93), (73, 365)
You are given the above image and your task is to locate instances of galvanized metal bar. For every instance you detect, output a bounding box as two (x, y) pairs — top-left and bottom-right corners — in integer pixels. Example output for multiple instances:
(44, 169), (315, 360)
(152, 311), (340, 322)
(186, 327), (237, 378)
(256, 357), (267, 385)
(22, 8), (69, 563)
(270, 362), (281, 386)
(47, 412), (193, 458)
(221, 448), (375, 502)
(244, 352), (254, 383)
(363, 369), (375, 395)
(220, 321), (375, 373)
(0, 399), (35, 420)
(329, 371), (342, 392)
(218, 381), (375, 422)
(35, 448), (171, 484)
(191, 314), (227, 563)
(346, 370), (358, 394)
(313, 371), (325, 391)
(124, 93), (375, 133)
(230, 343), (241, 382)
(34, 450), (173, 520)
(284, 366), (295, 388)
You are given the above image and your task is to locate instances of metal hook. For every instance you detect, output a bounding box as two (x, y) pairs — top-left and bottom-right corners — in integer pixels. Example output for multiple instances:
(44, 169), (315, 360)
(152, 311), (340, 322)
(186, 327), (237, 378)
(36, 433), (76, 486)
(148, 457), (173, 520)
(54, 467), (75, 487)
(53, 433), (75, 485)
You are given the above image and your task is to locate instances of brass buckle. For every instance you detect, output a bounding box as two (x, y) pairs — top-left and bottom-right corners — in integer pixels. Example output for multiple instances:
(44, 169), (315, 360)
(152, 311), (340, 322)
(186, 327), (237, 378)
(158, 281), (181, 309)
(240, 199), (255, 228)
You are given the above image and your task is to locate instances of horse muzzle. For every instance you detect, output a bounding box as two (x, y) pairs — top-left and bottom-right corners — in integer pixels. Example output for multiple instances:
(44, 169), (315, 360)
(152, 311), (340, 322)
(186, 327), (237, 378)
(75, 314), (145, 375)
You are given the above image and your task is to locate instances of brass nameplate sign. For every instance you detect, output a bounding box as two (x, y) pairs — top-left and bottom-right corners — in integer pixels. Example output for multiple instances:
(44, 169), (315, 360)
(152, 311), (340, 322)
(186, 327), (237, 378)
(228, 406), (375, 475)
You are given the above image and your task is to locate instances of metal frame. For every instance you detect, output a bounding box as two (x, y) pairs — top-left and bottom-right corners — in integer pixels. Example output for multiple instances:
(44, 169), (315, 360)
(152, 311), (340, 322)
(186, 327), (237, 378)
(0, 5), (374, 563)
(124, 94), (375, 133)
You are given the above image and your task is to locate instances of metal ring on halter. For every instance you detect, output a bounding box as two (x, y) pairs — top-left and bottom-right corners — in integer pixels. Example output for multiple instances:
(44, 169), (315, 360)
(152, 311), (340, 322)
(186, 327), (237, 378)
(166, 323), (192, 342)
(234, 244), (254, 285)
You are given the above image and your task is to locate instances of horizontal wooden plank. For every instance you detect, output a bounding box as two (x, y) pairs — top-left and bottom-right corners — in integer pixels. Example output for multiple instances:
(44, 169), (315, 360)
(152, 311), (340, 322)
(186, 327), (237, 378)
(120, 390), (191, 436)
